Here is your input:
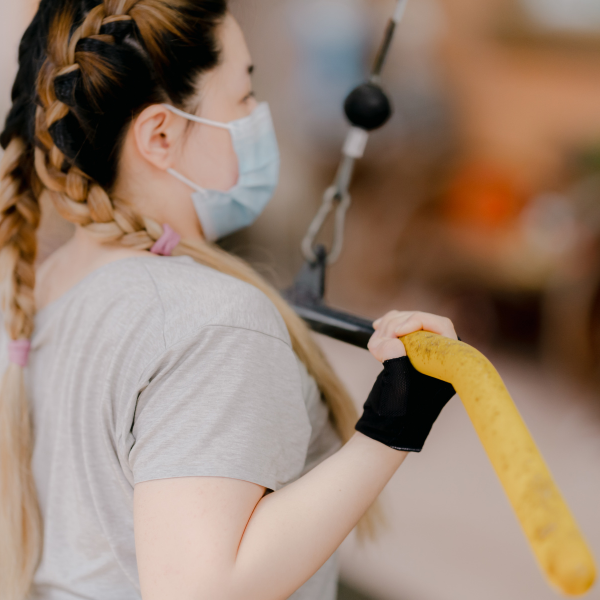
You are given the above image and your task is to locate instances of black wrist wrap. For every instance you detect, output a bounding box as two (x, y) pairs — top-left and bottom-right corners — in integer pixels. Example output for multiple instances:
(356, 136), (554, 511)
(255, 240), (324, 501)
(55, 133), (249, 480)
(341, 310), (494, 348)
(355, 357), (456, 452)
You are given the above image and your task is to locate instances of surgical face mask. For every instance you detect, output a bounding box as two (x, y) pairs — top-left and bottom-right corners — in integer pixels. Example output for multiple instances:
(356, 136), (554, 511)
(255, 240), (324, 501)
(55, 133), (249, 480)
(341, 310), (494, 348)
(163, 102), (280, 242)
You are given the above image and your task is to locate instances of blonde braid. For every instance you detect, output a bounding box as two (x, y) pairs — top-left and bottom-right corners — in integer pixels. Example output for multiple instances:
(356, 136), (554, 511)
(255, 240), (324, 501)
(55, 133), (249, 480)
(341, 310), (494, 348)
(34, 0), (193, 251)
(0, 6), (168, 596)
(0, 138), (43, 600)
(0, 140), (40, 339)
(35, 2), (149, 246)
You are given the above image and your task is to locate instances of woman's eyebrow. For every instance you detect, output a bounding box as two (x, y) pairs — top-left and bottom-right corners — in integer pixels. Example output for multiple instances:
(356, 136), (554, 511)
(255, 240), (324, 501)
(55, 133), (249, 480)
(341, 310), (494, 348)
(248, 64), (255, 75)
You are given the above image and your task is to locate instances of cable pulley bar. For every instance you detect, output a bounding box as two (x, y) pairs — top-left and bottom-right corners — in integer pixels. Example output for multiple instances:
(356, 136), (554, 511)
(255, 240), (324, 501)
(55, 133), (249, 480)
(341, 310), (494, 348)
(288, 0), (408, 347)
(300, 0), (402, 268)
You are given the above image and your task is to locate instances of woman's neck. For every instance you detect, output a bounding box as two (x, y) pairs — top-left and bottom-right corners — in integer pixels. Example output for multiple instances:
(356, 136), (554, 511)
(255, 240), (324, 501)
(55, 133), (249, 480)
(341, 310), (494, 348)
(35, 227), (149, 312)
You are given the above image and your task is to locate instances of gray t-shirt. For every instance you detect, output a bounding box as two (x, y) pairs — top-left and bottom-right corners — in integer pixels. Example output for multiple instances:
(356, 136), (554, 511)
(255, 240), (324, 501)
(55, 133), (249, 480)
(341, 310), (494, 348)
(0, 255), (342, 600)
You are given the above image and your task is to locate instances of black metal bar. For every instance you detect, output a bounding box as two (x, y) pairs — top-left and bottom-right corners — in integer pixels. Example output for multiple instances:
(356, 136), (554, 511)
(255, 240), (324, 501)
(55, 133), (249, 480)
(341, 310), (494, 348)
(284, 247), (374, 349)
(289, 1), (409, 349)
(291, 303), (374, 350)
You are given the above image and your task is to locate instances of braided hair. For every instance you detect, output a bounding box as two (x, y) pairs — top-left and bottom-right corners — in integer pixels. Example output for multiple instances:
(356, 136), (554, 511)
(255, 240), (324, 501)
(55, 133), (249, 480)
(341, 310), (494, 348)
(0, 2), (368, 597)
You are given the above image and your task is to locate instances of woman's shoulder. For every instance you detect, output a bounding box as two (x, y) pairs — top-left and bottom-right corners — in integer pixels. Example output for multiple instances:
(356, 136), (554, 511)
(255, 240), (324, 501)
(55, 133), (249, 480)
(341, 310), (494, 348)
(33, 254), (291, 360)
(123, 255), (291, 347)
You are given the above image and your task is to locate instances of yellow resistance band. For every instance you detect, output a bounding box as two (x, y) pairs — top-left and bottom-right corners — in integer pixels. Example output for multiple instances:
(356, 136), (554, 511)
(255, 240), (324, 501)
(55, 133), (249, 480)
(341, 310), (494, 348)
(401, 331), (596, 596)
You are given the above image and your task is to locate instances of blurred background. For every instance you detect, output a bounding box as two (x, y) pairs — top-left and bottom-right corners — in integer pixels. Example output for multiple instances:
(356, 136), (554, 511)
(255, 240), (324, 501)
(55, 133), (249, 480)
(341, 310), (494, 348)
(1, 0), (600, 598)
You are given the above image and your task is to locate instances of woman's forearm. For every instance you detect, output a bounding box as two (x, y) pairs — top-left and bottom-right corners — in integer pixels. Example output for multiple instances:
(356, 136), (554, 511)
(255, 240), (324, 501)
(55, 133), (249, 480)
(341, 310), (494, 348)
(230, 432), (407, 600)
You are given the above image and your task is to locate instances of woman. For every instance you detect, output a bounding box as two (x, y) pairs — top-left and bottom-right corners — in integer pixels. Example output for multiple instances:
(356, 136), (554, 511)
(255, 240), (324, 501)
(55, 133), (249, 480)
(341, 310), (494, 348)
(0, 1), (458, 599)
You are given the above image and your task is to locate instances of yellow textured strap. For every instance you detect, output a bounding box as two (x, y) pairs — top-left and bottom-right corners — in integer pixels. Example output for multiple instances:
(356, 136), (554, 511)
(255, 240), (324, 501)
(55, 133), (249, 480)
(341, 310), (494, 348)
(401, 331), (596, 596)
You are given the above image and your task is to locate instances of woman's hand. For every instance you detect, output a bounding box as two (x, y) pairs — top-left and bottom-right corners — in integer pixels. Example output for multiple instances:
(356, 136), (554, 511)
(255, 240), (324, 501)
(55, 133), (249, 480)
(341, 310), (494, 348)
(357, 310), (459, 453)
(368, 311), (458, 363)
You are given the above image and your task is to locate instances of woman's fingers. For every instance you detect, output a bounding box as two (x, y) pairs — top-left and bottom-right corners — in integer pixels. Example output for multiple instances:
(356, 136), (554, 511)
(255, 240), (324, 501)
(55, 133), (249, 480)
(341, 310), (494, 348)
(370, 338), (407, 362)
(372, 310), (404, 330)
(369, 312), (415, 363)
(373, 310), (405, 332)
(371, 311), (458, 343)
(367, 327), (407, 362)
(393, 312), (457, 340)
(369, 311), (458, 363)
(372, 315), (388, 330)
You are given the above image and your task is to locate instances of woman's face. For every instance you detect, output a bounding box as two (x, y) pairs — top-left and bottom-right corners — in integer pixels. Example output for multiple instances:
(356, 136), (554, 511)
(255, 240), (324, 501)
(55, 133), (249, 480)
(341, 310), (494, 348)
(116, 13), (258, 239)
(173, 14), (258, 192)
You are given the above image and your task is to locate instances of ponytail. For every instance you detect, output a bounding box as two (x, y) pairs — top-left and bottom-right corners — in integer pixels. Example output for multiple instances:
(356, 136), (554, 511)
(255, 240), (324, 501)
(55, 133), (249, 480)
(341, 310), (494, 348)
(0, 139), (43, 600)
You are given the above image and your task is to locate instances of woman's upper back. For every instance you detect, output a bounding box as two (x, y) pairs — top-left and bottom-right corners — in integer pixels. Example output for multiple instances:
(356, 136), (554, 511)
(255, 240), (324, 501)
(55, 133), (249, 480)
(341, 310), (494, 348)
(2, 255), (341, 599)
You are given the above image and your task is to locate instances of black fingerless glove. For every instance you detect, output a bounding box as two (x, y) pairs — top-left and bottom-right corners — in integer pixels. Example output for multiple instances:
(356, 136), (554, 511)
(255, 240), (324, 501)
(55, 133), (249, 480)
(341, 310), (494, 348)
(355, 357), (456, 452)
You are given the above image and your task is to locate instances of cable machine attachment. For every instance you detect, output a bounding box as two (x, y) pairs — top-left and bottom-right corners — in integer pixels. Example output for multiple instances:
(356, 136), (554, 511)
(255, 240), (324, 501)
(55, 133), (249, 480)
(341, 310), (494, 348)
(285, 245), (376, 348)
(288, 0), (408, 348)
(285, 4), (598, 591)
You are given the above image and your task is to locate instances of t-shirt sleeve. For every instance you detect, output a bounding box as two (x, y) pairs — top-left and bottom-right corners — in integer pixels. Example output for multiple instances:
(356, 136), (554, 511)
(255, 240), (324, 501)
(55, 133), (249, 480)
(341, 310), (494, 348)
(129, 324), (313, 491)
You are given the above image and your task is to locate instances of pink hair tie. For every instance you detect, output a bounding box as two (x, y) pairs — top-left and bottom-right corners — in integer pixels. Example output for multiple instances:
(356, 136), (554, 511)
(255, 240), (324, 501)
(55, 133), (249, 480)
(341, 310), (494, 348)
(9, 339), (31, 368)
(150, 224), (181, 256)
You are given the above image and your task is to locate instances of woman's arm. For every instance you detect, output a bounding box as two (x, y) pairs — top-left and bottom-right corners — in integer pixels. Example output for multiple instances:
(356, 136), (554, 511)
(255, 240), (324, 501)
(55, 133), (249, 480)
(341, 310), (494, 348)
(134, 310), (456, 600)
(135, 434), (405, 600)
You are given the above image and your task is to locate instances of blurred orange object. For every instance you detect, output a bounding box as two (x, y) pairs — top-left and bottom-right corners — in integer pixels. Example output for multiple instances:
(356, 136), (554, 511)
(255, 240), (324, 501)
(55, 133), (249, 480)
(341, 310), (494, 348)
(444, 163), (528, 229)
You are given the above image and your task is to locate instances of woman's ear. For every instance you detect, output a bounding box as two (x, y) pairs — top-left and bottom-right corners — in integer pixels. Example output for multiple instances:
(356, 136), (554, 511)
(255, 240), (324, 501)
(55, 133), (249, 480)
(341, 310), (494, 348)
(132, 104), (186, 171)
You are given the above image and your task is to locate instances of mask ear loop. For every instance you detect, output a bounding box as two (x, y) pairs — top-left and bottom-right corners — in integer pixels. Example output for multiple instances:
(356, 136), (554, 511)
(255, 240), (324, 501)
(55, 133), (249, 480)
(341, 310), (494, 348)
(163, 104), (235, 194)
(166, 168), (206, 194)
(162, 104), (233, 130)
